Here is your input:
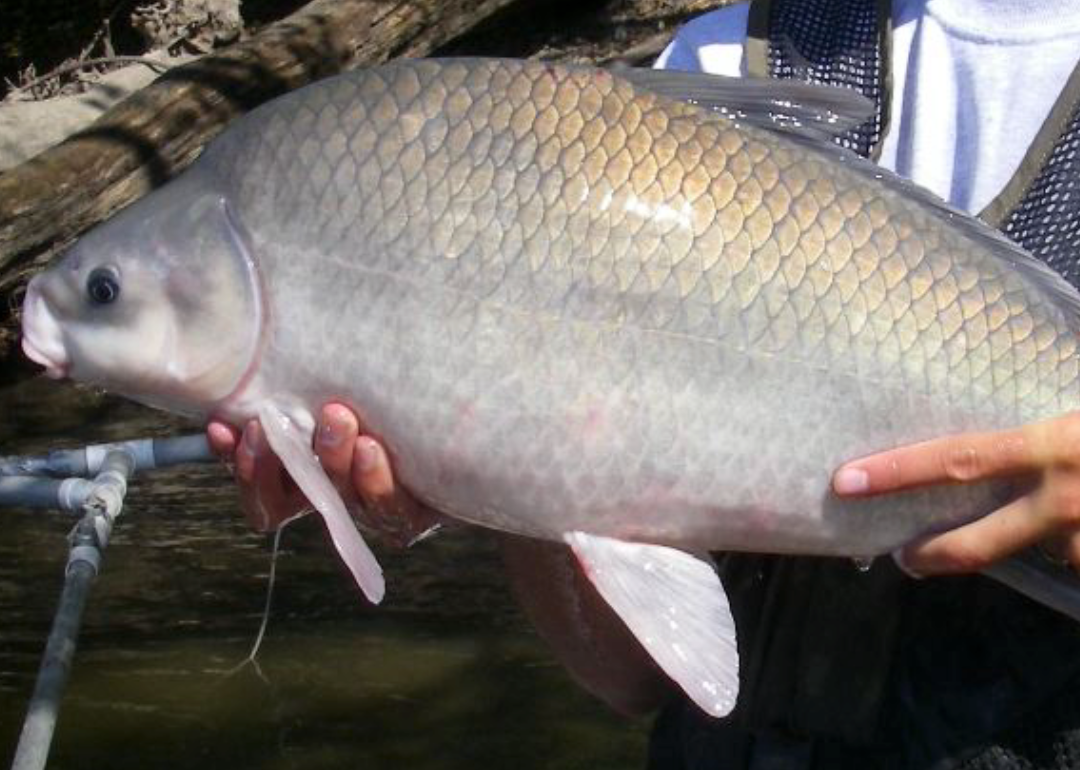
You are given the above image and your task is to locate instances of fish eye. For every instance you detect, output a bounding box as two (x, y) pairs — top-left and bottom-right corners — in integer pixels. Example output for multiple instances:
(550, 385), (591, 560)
(86, 267), (121, 306)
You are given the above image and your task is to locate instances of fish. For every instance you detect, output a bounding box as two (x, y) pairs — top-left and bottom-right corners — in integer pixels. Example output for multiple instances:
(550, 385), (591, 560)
(20, 58), (1080, 718)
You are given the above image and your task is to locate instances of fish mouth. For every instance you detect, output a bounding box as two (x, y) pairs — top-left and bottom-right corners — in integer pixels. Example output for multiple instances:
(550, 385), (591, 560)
(21, 279), (70, 380)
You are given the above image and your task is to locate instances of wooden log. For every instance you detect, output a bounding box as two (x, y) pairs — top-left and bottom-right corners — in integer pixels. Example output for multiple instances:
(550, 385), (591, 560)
(441, 0), (732, 65)
(0, 0), (520, 357)
(0, 0), (735, 366)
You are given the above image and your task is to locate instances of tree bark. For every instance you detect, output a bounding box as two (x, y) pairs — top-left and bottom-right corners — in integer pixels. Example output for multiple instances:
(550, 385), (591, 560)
(0, 0), (520, 356)
(0, 0), (734, 365)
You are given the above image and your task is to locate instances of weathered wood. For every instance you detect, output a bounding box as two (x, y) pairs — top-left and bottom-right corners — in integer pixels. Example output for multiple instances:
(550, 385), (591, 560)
(441, 0), (732, 65)
(0, 0), (520, 355)
(0, 0), (735, 365)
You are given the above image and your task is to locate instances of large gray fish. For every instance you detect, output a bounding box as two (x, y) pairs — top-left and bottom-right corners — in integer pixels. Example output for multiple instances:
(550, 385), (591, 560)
(20, 58), (1080, 717)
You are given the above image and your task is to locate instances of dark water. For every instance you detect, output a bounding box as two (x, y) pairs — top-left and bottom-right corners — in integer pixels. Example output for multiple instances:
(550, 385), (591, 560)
(0, 377), (648, 769)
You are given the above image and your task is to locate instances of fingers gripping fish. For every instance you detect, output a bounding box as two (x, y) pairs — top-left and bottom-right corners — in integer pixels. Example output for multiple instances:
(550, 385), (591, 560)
(22, 59), (1080, 717)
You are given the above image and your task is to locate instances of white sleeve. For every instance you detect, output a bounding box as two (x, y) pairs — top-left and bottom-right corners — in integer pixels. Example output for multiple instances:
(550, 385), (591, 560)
(653, 3), (751, 76)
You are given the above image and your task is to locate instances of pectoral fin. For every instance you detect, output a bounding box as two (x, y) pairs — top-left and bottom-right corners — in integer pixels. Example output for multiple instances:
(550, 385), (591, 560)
(259, 402), (385, 604)
(564, 532), (738, 717)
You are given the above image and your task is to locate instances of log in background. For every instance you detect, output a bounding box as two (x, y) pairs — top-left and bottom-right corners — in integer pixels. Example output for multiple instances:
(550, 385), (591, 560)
(0, 0), (732, 374)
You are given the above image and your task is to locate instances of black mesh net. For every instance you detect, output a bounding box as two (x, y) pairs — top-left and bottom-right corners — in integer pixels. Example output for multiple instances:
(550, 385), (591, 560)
(765, 0), (886, 158)
(948, 687), (1080, 770)
(1000, 101), (1080, 289)
(670, 5), (1080, 769)
(647, 679), (1080, 770)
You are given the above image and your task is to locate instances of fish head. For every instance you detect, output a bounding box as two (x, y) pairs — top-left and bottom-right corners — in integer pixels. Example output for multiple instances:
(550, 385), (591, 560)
(21, 171), (262, 417)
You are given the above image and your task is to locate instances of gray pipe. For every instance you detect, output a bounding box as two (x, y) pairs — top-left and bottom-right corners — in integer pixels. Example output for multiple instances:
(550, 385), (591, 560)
(9, 560), (95, 770)
(0, 478), (94, 512)
(9, 450), (134, 770)
(0, 434), (214, 479)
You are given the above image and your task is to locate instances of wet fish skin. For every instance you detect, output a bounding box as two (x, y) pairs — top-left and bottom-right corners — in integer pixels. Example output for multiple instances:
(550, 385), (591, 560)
(201, 58), (1077, 556)
(22, 57), (1080, 718)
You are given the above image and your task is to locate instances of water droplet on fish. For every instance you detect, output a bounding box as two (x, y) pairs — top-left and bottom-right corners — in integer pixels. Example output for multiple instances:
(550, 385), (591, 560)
(852, 556), (875, 572)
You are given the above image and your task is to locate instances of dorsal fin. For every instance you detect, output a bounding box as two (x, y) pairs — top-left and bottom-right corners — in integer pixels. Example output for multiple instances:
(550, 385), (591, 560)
(616, 68), (873, 141)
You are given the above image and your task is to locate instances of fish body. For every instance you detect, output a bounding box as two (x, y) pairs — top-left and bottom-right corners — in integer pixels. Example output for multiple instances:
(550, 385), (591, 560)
(21, 59), (1080, 716)
(212, 58), (1074, 555)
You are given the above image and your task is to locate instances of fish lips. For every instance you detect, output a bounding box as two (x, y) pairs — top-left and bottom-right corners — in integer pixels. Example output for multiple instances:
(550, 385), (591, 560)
(21, 280), (70, 380)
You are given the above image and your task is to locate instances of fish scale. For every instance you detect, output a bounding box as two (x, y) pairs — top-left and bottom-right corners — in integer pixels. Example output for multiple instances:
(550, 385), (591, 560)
(182, 57), (1079, 554)
(22, 58), (1080, 716)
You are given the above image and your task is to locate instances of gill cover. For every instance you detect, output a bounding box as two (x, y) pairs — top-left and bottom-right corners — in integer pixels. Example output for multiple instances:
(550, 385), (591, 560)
(23, 170), (262, 417)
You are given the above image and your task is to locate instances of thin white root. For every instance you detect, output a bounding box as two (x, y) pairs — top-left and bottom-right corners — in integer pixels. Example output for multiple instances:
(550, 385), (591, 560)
(225, 511), (307, 682)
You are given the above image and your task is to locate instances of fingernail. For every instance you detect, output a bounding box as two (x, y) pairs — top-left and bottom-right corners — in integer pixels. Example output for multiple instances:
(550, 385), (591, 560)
(319, 414), (344, 448)
(891, 547), (925, 579)
(357, 438), (379, 472)
(206, 423), (234, 456)
(833, 467), (869, 495)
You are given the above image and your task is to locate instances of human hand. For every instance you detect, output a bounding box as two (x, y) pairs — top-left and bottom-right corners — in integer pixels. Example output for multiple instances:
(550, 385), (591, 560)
(832, 413), (1080, 574)
(206, 403), (443, 546)
(207, 407), (665, 713)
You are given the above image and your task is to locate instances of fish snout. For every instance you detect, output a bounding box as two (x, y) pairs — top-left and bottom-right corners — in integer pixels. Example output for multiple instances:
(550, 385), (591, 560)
(21, 278), (70, 380)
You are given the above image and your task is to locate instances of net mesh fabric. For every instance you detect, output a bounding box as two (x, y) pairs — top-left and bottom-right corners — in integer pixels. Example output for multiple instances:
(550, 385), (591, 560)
(765, 0), (885, 157)
(949, 687), (1080, 770)
(1000, 103), (1080, 289)
(687, 4), (1080, 768)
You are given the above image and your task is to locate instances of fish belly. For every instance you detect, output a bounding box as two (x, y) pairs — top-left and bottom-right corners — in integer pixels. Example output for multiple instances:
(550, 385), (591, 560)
(211, 59), (1078, 557)
(258, 256), (1011, 558)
